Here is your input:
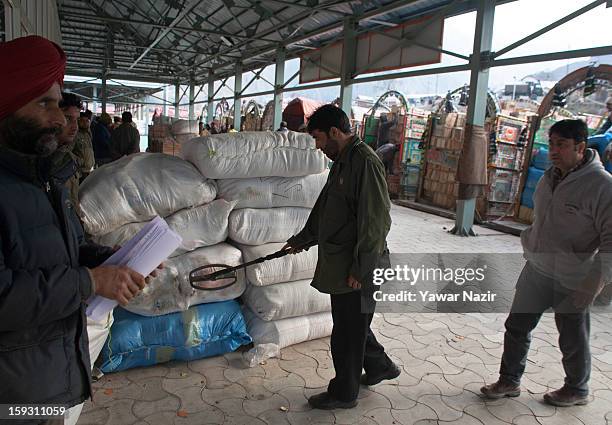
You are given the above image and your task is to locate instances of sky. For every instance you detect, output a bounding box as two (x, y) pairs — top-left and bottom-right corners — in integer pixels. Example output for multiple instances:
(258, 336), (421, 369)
(68, 0), (612, 107)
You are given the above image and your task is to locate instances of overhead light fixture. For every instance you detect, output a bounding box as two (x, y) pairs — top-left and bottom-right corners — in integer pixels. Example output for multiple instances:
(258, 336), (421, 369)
(220, 36), (233, 47)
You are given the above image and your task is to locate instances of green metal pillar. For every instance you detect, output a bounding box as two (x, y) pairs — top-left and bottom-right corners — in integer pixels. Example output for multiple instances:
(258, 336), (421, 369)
(233, 63), (242, 130)
(174, 82), (180, 119)
(273, 48), (286, 131)
(339, 17), (358, 118)
(207, 73), (215, 124)
(188, 77), (195, 121)
(450, 0), (495, 237)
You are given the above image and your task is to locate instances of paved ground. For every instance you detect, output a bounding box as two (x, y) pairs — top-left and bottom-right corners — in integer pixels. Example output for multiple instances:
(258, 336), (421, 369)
(79, 204), (612, 425)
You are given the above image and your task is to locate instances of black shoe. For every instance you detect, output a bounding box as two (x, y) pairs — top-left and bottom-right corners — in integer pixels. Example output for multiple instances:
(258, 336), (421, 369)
(360, 363), (401, 386)
(307, 392), (358, 410)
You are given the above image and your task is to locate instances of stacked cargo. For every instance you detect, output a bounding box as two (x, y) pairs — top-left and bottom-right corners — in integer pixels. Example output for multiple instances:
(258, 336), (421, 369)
(182, 131), (333, 359)
(78, 153), (250, 371)
(421, 112), (466, 209)
(148, 118), (199, 156)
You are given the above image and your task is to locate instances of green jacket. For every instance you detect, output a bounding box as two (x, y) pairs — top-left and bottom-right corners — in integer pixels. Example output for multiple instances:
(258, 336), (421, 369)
(288, 136), (391, 294)
(110, 123), (140, 160)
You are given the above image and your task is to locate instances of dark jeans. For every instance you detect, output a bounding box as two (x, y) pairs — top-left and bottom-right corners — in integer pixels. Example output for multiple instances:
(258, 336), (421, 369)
(327, 291), (394, 402)
(500, 263), (591, 395)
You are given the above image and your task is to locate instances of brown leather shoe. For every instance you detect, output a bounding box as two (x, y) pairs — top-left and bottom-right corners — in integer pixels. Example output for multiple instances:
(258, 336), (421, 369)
(543, 386), (589, 407)
(480, 380), (521, 399)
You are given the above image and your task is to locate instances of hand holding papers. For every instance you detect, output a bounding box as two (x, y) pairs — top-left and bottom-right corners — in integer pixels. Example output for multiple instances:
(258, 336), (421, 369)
(86, 216), (182, 321)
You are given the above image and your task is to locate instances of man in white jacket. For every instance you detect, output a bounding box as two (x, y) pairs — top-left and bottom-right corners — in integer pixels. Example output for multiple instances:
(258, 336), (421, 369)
(481, 119), (612, 407)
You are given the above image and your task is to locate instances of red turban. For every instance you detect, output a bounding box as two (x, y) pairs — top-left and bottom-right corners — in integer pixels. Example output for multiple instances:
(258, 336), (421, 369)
(0, 35), (66, 121)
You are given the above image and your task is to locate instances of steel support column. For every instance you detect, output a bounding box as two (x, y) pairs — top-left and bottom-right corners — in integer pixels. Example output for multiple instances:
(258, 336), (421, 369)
(163, 85), (168, 116)
(189, 78), (195, 121)
(92, 86), (98, 114)
(339, 17), (358, 118)
(207, 73), (215, 124)
(233, 63), (242, 130)
(450, 0), (495, 237)
(174, 83), (180, 119)
(101, 76), (107, 114)
(273, 48), (286, 131)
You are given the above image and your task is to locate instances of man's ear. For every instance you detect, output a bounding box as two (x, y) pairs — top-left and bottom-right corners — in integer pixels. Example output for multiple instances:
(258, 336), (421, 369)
(329, 126), (339, 139)
(576, 141), (587, 154)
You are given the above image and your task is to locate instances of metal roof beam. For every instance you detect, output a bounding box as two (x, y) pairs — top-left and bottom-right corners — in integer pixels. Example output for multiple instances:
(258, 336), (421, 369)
(490, 45), (612, 67)
(129, 0), (203, 69)
(178, 0), (348, 78)
(59, 11), (277, 42)
(494, 0), (606, 58)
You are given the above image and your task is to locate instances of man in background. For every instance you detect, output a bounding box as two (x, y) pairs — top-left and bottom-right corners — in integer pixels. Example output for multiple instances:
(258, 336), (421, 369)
(92, 112), (112, 166)
(595, 96), (612, 135)
(375, 143), (400, 176)
(110, 110), (140, 160)
(74, 111), (95, 181)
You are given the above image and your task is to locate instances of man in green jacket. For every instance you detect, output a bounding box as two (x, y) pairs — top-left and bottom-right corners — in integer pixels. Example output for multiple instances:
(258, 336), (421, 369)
(284, 105), (400, 409)
(110, 111), (140, 160)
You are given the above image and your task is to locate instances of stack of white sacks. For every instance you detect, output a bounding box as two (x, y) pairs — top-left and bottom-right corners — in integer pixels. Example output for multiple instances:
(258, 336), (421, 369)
(181, 131), (334, 355)
(80, 153), (247, 317)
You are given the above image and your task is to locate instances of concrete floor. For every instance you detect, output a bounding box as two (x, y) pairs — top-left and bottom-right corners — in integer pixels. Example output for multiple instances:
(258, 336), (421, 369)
(79, 204), (612, 425)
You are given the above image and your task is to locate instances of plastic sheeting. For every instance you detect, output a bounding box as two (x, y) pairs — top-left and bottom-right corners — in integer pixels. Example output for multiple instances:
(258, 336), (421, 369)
(217, 171), (328, 209)
(243, 307), (332, 350)
(63, 312), (114, 425)
(229, 207), (310, 245)
(93, 199), (236, 257)
(242, 279), (330, 321)
(172, 119), (199, 135)
(240, 242), (317, 286)
(80, 153), (217, 235)
(124, 243), (246, 316)
(180, 131), (328, 179)
(174, 133), (198, 145)
(100, 301), (252, 373)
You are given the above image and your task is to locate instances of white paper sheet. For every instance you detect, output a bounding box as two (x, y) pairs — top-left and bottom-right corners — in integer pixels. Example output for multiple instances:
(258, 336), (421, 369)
(86, 216), (182, 321)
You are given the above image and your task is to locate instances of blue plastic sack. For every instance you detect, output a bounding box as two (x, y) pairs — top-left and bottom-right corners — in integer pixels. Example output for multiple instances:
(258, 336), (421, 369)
(521, 187), (535, 209)
(524, 167), (545, 190)
(531, 146), (551, 170)
(100, 300), (252, 373)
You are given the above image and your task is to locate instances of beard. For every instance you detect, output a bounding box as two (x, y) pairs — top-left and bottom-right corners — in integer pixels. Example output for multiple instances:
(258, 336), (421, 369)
(0, 114), (60, 157)
(322, 137), (341, 161)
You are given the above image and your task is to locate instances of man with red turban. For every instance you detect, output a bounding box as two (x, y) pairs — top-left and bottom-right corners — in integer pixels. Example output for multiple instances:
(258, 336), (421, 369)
(0, 36), (157, 423)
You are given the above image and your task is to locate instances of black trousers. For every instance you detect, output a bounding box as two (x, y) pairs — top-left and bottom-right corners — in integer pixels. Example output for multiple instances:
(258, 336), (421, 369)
(500, 263), (591, 395)
(327, 290), (394, 402)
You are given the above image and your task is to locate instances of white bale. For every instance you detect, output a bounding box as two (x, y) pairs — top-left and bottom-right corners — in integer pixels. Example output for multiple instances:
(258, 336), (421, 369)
(124, 243), (246, 316)
(242, 279), (330, 321)
(63, 312), (114, 425)
(180, 131), (328, 178)
(229, 207), (310, 245)
(79, 153), (216, 236)
(171, 119), (199, 135)
(174, 133), (198, 145)
(243, 307), (333, 350)
(217, 171), (328, 209)
(93, 199), (235, 257)
(240, 242), (317, 286)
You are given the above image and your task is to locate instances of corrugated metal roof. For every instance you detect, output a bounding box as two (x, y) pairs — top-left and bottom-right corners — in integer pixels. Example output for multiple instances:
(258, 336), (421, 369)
(50, 0), (505, 84)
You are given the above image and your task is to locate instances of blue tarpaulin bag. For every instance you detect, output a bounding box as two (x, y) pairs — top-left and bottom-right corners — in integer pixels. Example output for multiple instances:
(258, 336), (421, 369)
(99, 300), (252, 373)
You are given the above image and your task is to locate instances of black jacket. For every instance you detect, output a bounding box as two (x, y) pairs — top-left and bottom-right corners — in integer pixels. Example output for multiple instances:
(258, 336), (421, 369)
(0, 145), (113, 406)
